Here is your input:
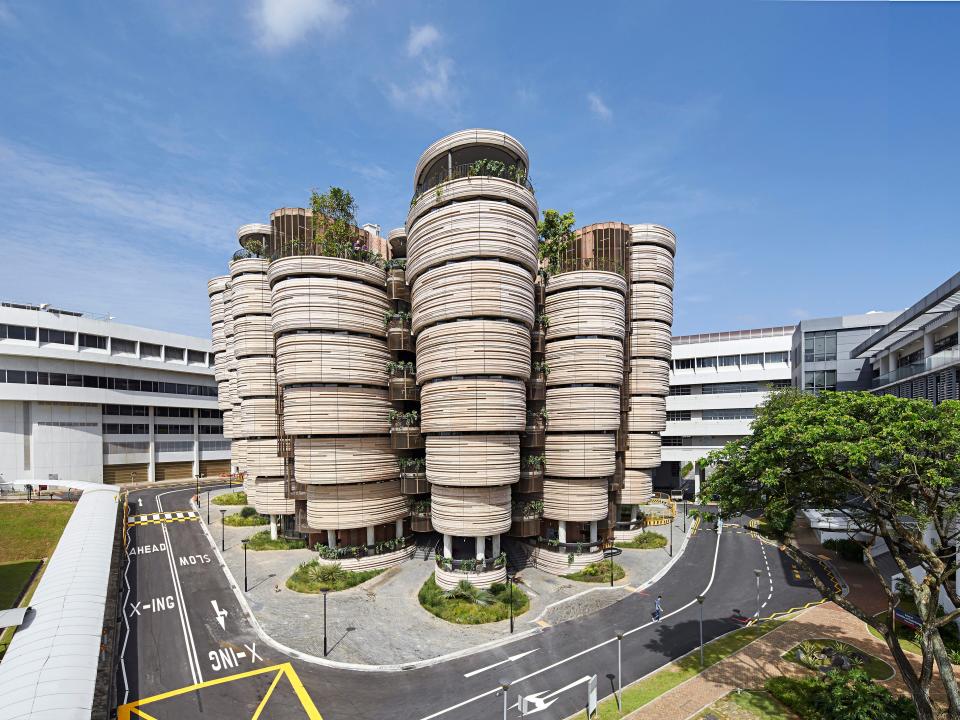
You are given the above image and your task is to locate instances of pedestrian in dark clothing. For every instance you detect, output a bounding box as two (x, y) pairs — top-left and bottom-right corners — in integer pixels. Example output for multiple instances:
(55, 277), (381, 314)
(653, 595), (663, 622)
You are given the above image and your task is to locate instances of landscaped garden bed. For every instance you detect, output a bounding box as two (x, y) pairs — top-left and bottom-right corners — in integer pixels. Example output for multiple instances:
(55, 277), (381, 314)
(563, 561), (625, 583)
(783, 639), (893, 680)
(616, 531), (667, 550)
(766, 669), (914, 720)
(223, 506), (269, 526)
(246, 530), (306, 551)
(418, 574), (529, 624)
(212, 491), (248, 506)
(286, 560), (383, 593)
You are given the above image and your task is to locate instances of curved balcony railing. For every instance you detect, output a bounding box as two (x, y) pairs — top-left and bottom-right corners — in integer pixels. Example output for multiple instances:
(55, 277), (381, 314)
(414, 162), (533, 204)
(317, 535), (415, 561)
(518, 467), (544, 494)
(509, 515), (541, 537)
(387, 268), (410, 302)
(411, 507), (432, 532)
(390, 425), (424, 450)
(387, 318), (414, 352)
(389, 375), (420, 402)
(535, 538), (605, 554)
(434, 552), (507, 573)
(400, 470), (429, 495)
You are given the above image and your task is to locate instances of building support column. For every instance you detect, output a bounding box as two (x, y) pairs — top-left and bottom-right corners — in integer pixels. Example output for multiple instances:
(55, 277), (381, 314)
(327, 531), (337, 550)
(443, 533), (452, 559)
(366, 525), (376, 547)
(590, 521), (598, 543)
(270, 514), (278, 541)
(192, 409), (200, 478)
(630, 506), (638, 523)
(395, 518), (404, 540)
(924, 332), (935, 360)
(147, 406), (156, 483)
(558, 520), (567, 544)
(492, 534), (500, 558)
(475, 535), (485, 561)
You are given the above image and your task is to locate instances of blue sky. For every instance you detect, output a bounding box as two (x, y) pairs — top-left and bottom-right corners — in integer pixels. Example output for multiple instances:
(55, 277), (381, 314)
(0, 0), (957, 338)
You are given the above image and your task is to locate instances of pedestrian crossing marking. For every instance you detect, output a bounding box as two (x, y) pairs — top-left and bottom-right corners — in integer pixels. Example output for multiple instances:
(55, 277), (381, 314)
(534, 619), (552, 628)
(128, 510), (199, 526)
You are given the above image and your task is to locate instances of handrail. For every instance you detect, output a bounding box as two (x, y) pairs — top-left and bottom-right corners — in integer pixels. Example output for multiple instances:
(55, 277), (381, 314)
(317, 535), (414, 560)
(435, 553), (507, 572)
(535, 538), (605, 554)
(413, 162), (534, 203)
(872, 346), (960, 388)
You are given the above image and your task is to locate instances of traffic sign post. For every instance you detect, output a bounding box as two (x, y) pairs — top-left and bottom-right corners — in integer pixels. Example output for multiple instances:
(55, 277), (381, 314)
(586, 674), (597, 718)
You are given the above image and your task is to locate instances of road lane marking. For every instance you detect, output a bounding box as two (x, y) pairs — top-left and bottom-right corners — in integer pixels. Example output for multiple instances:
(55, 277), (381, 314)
(212, 599), (229, 630)
(251, 668), (285, 720)
(117, 662), (322, 720)
(416, 523), (725, 720)
(463, 648), (539, 678)
(511, 674), (591, 714)
(128, 510), (199, 526)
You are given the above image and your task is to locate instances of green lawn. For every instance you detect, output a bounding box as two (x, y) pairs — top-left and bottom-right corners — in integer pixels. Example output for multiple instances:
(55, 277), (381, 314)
(616, 532), (667, 550)
(246, 530), (306, 551)
(695, 690), (798, 720)
(286, 560), (383, 593)
(584, 619), (788, 720)
(564, 561), (625, 583)
(419, 573), (530, 624)
(783, 639), (894, 680)
(0, 502), (75, 562)
(212, 491), (247, 506)
(0, 561), (40, 609)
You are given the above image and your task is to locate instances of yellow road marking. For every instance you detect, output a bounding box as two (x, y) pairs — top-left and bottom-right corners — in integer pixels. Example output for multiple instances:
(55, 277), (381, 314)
(535, 619), (551, 628)
(251, 668), (285, 720)
(117, 662), (322, 720)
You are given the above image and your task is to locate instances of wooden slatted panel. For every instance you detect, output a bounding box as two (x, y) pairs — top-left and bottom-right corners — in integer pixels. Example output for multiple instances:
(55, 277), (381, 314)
(627, 396), (667, 432)
(155, 462), (194, 482)
(295, 436), (398, 485)
(544, 434), (616, 478)
(275, 334), (389, 387)
(542, 477), (608, 521)
(233, 314), (273, 358)
(628, 358), (670, 396)
(199, 460), (229, 477)
(545, 338), (623, 386)
(625, 433), (661, 469)
(416, 319), (531, 382)
(406, 199), (538, 282)
(245, 438), (284, 478)
(306, 480), (408, 529)
(420, 378), (526, 433)
(429, 484), (512, 535)
(629, 283), (674, 324)
(240, 396), (279, 437)
(630, 224), (677, 254)
(407, 175), (538, 232)
(283, 386), (391, 436)
(545, 386), (620, 431)
(253, 476), (295, 515)
(544, 287), (625, 341)
(267, 255), (387, 289)
(102, 463), (149, 485)
(629, 320), (672, 359)
(546, 271), (627, 296)
(425, 434), (519, 487)
(620, 469), (654, 504)
(237, 356), (277, 398)
(229, 258), (271, 316)
(629, 244), (674, 287)
(271, 276), (389, 337)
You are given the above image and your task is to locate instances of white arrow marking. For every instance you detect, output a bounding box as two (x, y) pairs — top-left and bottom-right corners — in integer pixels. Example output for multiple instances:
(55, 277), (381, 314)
(514, 675), (592, 715)
(463, 649), (539, 678)
(211, 599), (228, 630)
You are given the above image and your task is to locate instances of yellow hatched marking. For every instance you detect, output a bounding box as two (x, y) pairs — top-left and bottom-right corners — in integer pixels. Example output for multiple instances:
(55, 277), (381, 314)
(117, 662), (322, 720)
(251, 668), (285, 720)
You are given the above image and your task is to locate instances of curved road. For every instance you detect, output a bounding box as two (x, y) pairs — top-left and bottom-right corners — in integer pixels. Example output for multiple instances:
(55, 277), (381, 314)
(116, 485), (822, 719)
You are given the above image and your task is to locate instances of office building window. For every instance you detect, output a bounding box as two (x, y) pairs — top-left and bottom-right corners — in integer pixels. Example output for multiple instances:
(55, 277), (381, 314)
(155, 407), (193, 418)
(199, 424), (223, 435)
(767, 380), (792, 390)
(156, 440), (194, 452)
(155, 424), (193, 435)
(38, 328), (75, 345)
(673, 358), (694, 370)
(897, 349), (923, 368)
(666, 410), (691, 421)
(741, 353), (763, 366)
(102, 423), (149, 435)
(0, 369), (216, 397)
(165, 346), (185, 361)
(103, 404), (149, 416)
(661, 436), (683, 447)
(1, 324), (37, 341)
(140, 342), (162, 359)
(804, 331), (837, 362)
(112, 338), (136, 354)
(668, 385), (692, 396)
(703, 408), (756, 420)
(701, 382), (760, 394)
(804, 370), (837, 392)
(78, 333), (107, 349)
(187, 349), (206, 364)
(696, 356), (717, 369)
(718, 355), (739, 367)
(934, 332), (958, 354)
(200, 440), (230, 451)
(765, 351), (788, 364)
(199, 408), (223, 418)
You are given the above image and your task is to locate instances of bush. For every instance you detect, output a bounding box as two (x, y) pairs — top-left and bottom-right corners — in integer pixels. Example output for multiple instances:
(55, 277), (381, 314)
(239, 506), (258, 518)
(212, 491), (247, 506)
(245, 530), (305, 551)
(564, 562), (625, 583)
(286, 560), (383, 592)
(223, 510), (269, 527)
(767, 669), (914, 720)
(616, 532), (667, 550)
(823, 538), (864, 563)
(418, 574), (529, 624)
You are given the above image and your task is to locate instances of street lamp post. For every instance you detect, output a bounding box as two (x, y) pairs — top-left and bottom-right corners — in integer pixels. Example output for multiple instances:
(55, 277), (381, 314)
(609, 541), (615, 587)
(696, 595), (705, 667)
(195, 475), (199, 503)
(508, 572), (514, 634)
(322, 589), (328, 657)
(669, 516), (674, 557)
(206, 488), (210, 524)
(220, 508), (226, 551)
(242, 538), (248, 592)
(615, 630), (623, 710)
(499, 679), (510, 720)
(754, 568), (762, 622)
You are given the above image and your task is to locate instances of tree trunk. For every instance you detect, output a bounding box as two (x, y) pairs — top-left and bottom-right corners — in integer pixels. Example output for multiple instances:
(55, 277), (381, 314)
(931, 629), (960, 718)
(882, 613), (938, 719)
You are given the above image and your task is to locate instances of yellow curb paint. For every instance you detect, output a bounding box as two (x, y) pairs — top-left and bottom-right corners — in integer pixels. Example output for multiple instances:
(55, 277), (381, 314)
(250, 668), (285, 720)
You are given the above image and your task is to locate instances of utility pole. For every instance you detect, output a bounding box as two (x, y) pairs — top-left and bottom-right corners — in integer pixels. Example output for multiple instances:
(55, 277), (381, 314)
(220, 508), (226, 551)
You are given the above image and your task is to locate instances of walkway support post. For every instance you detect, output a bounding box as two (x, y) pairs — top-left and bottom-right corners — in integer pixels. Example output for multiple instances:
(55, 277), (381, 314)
(615, 630), (623, 710)
(219, 508), (226, 550)
(322, 589), (328, 657)
(697, 594), (705, 667)
(754, 568), (762, 621)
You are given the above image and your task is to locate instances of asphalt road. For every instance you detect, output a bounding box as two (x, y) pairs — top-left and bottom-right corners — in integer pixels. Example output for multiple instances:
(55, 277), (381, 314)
(116, 485), (822, 719)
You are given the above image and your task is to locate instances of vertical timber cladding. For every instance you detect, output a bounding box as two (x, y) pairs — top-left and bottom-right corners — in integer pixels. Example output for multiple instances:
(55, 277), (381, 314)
(407, 129), (538, 589)
(268, 208), (407, 564)
(623, 225), (676, 518)
(540, 223), (630, 573)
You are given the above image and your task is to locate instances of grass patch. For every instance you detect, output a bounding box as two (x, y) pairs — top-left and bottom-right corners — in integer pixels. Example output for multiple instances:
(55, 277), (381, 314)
(212, 491), (247, 506)
(0, 502), (74, 563)
(695, 690), (798, 719)
(587, 619), (788, 720)
(418, 573), (530, 624)
(564, 561), (625, 583)
(616, 532), (667, 550)
(0, 561), (40, 609)
(223, 507), (269, 526)
(286, 560), (383, 593)
(783, 639), (893, 681)
(246, 530), (305, 551)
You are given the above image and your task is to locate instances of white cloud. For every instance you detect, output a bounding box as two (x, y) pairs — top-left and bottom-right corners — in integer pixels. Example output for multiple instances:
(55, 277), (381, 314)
(406, 24), (440, 57)
(389, 56), (454, 106)
(0, 2), (14, 25)
(587, 92), (612, 120)
(251, 0), (348, 51)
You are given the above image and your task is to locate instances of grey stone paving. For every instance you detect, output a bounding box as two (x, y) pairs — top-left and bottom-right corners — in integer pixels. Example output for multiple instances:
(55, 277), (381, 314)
(200, 489), (692, 666)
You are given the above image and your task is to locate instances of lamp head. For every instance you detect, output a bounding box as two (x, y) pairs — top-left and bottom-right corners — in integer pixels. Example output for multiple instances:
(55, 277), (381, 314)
(499, 678), (511, 691)
(696, 594), (704, 604)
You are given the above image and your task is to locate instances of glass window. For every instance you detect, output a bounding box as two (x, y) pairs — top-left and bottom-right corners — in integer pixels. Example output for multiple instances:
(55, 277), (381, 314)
(741, 353), (763, 366)
(6, 370), (25, 383)
(804, 370), (837, 392)
(696, 357), (717, 369)
(79, 333), (107, 349)
(673, 358), (694, 370)
(165, 346), (185, 361)
(662, 436), (683, 447)
(112, 338), (136, 355)
(1, 324), (37, 341)
(718, 355), (739, 367)
(187, 349), (206, 364)
(803, 331), (837, 362)
(701, 382), (761, 394)
(666, 410), (691, 421)
(668, 385), (692, 396)
(49, 373), (66, 386)
(765, 351), (788, 364)
(702, 408), (756, 420)
(140, 342), (162, 359)
(38, 328), (75, 345)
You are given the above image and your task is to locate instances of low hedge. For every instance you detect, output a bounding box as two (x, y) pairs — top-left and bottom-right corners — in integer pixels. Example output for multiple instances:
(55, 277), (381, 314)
(212, 491), (247, 506)
(564, 561), (625, 583)
(418, 574), (529, 624)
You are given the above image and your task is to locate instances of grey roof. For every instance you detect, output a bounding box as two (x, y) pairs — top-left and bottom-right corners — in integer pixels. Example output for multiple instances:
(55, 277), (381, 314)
(0, 482), (120, 720)
(852, 270), (960, 358)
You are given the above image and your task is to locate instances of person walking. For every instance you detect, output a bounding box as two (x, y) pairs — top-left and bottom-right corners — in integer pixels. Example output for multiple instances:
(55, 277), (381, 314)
(653, 595), (663, 622)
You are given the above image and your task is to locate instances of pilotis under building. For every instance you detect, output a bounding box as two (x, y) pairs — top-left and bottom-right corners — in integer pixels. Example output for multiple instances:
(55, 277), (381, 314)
(208, 129), (675, 587)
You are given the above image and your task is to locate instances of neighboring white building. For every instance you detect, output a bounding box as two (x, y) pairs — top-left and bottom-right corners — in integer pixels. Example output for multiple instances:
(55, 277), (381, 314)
(0, 302), (229, 485)
(658, 325), (795, 495)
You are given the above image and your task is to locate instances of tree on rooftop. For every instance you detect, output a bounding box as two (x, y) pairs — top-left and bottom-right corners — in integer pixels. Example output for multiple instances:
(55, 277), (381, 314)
(702, 389), (960, 720)
(537, 209), (576, 276)
(311, 186), (360, 258)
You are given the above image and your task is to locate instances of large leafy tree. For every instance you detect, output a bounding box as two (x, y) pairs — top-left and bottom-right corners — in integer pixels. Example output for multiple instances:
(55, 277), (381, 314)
(537, 209), (576, 276)
(703, 389), (960, 719)
(311, 186), (360, 258)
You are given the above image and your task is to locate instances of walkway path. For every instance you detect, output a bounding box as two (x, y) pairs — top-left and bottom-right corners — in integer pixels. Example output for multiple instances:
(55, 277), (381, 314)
(202, 488), (692, 665)
(626, 601), (946, 719)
